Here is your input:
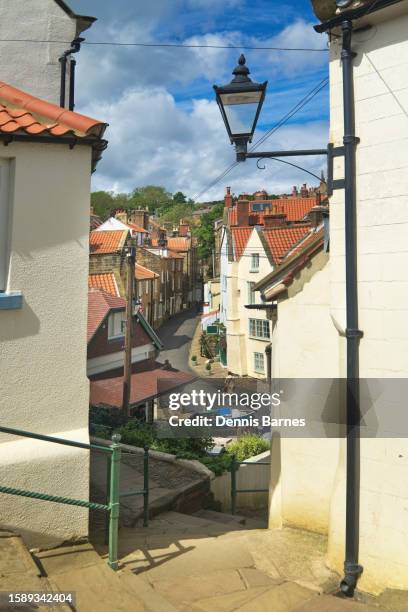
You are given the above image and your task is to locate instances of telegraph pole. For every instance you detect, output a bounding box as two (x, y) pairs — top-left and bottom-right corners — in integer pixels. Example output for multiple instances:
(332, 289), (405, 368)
(122, 243), (136, 417)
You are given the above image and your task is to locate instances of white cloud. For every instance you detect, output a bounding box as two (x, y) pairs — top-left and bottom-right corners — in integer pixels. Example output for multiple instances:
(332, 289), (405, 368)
(88, 85), (328, 201)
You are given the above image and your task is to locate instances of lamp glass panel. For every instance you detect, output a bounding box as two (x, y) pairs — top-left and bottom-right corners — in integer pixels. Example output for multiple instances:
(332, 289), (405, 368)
(220, 90), (262, 136)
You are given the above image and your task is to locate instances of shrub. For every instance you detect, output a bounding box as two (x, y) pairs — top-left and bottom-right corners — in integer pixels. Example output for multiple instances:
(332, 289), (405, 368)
(225, 435), (269, 462)
(191, 355), (197, 362)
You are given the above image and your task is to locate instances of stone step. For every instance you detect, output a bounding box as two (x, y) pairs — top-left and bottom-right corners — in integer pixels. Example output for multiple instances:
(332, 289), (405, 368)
(193, 509), (268, 529)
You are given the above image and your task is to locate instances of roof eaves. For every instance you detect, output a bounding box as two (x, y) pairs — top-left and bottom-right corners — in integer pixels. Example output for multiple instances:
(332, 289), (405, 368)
(254, 232), (324, 293)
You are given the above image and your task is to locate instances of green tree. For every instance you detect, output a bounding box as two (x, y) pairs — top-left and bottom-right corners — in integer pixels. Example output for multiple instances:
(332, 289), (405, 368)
(131, 186), (172, 213)
(192, 201), (224, 261)
(172, 191), (187, 204)
(159, 202), (194, 226)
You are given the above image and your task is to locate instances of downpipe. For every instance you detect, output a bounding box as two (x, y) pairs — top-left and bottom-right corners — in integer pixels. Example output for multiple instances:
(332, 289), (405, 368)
(59, 37), (84, 109)
(339, 19), (364, 597)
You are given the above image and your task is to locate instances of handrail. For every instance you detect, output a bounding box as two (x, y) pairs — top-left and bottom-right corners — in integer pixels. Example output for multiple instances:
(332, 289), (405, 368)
(230, 454), (270, 515)
(0, 426), (150, 569)
(0, 425), (111, 453)
(0, 426), (120, 569)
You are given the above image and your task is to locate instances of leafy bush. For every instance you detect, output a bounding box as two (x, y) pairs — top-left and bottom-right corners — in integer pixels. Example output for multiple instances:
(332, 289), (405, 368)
(200, 454), (232, 476)
(225, 435), (269, 462)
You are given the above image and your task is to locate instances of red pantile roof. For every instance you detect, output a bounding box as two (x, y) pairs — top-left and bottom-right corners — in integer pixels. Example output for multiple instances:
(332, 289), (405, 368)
(152, 237), (189, 251)
(89, 230), (128, 254)
(228, 197), (317, 227)
(90, 363), (195, 408)
(89, 273), (120, 297)
(0, 82), (107, 139)
(231, 227), (253, 260)
(258, 228), (325, 300)
(87, 289), (125, 343)
(135, 264), (159, 280)
(262, 225), (312, 265)
(128, 222), (148, 233)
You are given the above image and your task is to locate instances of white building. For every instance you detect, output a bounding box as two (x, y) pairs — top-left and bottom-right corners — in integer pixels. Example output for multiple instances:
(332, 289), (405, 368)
(0, 0), (95, 106)
(256, 0), (408, 595)
(0, 6), (107, 545)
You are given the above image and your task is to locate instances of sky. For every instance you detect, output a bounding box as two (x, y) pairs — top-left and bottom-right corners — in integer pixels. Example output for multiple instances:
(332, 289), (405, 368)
(69, 0), (329, 202)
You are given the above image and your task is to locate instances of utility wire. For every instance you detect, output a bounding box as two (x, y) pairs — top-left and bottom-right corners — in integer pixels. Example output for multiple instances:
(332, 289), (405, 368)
(193, 76), (329, 201)
(0, 38), (328, 52)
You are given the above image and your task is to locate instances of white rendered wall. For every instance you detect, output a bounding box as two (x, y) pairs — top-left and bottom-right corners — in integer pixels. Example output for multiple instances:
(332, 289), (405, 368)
(0, 0), (79, 104)
(268, 254), (340, 535)
(326, 9), (408, 593)
(0, 142), (92, 547)
(228, 229), (273, 378)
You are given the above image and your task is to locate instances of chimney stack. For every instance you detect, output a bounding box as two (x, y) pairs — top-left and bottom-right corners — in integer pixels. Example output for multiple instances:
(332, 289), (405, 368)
(236, 199), (250, 226)
(292, 185), (298, 198)
(225, 186), (233, 209)
(263, 213), (287, 228)
(308, 205), (328, 228)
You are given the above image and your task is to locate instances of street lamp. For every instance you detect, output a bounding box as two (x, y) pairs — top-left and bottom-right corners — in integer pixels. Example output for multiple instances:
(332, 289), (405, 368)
(213, 54), (267, 161)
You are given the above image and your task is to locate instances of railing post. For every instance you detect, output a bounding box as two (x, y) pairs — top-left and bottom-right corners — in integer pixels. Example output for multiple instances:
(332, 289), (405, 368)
(108, 433), (121, 570)
(104, 453), (112, 545)
(143, 445), (149, 527)
(231, 454), (237, 515)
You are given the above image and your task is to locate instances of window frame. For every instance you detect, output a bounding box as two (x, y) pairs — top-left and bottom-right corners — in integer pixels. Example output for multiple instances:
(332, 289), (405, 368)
(108, 310), (126, 340)
(249, 318), (270, 339)
(250, 253), (260, 272)
(254, 352), (265, 374)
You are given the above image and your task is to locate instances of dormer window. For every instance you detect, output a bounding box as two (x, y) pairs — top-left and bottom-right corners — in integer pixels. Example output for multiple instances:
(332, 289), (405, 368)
(108, 311), (125, 340)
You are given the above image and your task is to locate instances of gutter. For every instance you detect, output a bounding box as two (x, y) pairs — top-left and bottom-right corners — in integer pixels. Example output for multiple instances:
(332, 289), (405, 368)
(0, 133), (108, 172)
(314, 0), (404, 32)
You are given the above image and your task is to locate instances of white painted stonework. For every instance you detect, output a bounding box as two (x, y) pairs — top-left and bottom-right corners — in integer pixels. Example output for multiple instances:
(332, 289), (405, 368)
(0, 0), (93, 105)
(227, 229), (272, 379)
(268, 3), (408, 595)
(0, 142), (93, 547)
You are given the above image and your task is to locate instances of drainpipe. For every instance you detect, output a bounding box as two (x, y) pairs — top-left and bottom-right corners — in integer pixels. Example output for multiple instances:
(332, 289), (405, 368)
(339, 19), (364, 597)
(59, 37), (84, 109)
(265, 343), (272, 383)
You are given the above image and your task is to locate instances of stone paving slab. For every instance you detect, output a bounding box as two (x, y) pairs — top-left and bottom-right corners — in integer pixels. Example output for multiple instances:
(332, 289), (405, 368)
(292, 594), (383, 611)
(0, 534), (40, 578)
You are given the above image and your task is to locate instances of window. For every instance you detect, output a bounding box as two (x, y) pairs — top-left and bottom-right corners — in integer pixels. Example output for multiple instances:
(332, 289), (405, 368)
(108, 311), (125, 339)
(250, 253), (259, 272)
(254, 352), (265, 373)
(249, 318), (270, 339)
(0, 159), (11, 291)
(247, 282), (256, 305)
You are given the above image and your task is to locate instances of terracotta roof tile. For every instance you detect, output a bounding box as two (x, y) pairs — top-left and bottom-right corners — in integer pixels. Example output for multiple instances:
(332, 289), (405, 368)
(262, 225), (312, 264)
(90, 363), (195, 408)
(89, 273), (120, 297)
(128, 222), (148, 233)
(135, 264), (159, 280)
(87, 288), (125, 343)
(89, 230), (128, 254)
(228, 197), (317, 227)
(231, 227), (253, 260)
(151, 237), (189, 251)
(0, 81), (107, 139)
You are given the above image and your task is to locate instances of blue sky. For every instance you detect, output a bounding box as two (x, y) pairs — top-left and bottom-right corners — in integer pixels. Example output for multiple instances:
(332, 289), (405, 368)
(69, 0), (329, 200)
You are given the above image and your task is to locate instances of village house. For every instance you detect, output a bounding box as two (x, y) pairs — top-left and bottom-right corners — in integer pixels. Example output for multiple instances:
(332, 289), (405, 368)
(218, 186), (323, 377)
(253, 0), (408, 595)
(87, 288), (162, 378)
(89, 231), (160, 326)
(0, 0), (107, 545)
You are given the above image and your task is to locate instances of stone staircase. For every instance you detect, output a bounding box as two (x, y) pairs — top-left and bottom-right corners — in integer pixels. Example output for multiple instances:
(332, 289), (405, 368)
(1, 514), (398, 611)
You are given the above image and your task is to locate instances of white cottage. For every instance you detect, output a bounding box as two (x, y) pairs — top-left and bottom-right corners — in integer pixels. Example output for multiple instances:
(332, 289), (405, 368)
(0, 78), (107, 546)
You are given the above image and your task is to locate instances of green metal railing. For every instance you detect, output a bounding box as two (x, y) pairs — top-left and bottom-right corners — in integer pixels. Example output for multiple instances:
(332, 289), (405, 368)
(0, 425), (150, 571)
(230, 454), (270, 515)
